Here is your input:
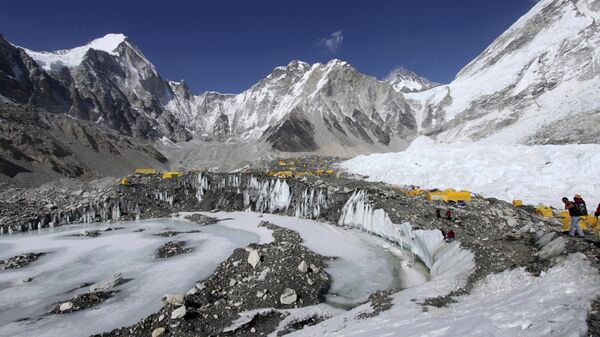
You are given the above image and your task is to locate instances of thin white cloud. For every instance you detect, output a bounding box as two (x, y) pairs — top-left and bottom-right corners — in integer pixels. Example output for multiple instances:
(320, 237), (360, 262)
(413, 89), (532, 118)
(317, 30), (343, 53)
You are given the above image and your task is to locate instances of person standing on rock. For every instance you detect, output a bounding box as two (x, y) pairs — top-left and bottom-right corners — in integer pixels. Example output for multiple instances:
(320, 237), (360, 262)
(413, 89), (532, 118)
(563, 197), (585, 237)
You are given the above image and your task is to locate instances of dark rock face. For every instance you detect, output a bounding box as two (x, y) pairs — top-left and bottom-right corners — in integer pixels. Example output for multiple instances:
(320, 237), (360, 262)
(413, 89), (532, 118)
(0, 103), (168, 182)
(263, 110), (318, 152)
(0, 35), (72, 112)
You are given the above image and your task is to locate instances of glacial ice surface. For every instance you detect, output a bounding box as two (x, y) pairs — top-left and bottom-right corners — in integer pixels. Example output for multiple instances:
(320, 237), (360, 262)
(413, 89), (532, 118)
(0, 212), (420, 336)
(0, 218), (260, 337)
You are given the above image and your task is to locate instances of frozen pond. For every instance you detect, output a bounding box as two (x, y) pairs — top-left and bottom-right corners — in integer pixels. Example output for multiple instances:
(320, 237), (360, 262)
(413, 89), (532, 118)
(0, 212), (426, 337)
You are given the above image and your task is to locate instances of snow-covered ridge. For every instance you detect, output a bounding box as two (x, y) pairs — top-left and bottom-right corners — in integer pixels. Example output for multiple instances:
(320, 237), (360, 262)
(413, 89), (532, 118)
(404, 0), (600, 144)
(22, 33), (127, 71)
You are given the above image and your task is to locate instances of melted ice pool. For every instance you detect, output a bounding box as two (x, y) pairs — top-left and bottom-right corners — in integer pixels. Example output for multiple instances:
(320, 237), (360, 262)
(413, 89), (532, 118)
(0, 212), (426, 337)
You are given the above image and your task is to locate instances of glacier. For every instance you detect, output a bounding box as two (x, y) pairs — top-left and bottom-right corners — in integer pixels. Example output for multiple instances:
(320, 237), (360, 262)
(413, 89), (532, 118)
(342, 140), (600, 208)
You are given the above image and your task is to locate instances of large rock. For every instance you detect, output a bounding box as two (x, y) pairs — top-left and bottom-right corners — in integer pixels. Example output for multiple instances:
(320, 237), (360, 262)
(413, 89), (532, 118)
(152, 327), (166, 337)
(59, 301), (73, 312)
(247, 249), (261, 269)
(536, 237), (566, 260)
(279, 288), (297, 305)
(297, 260), (308, 273)
(536, 232), (557, 248)
(171, 305), (187, 319)
(90, 272), (123, 292)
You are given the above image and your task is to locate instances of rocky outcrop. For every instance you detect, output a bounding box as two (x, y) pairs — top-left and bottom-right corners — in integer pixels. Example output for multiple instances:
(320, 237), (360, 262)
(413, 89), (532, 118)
(50, 291), (118, 314)
(155, 241), (193, 258)
(0, 252), (47, 269)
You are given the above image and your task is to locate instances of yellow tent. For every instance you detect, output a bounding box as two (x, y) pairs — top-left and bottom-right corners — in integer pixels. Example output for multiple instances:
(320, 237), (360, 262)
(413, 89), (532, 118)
(535, 205), (554, 218)
(426, 189), (471, 202)
(135, 168), (157, 175)
(162, 171), (184, 179)
(559, 211), (598, 232)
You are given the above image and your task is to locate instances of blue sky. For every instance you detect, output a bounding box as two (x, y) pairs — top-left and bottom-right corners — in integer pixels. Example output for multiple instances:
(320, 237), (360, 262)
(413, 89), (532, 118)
(1, 0), (535, 94)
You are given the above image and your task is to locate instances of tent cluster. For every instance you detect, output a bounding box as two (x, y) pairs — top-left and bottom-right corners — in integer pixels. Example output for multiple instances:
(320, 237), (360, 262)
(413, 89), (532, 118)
(119, 168), (186, 186)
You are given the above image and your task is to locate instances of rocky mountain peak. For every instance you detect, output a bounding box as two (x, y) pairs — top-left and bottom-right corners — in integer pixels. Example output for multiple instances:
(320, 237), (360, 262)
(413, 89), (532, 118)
(385, 67), (440, 93)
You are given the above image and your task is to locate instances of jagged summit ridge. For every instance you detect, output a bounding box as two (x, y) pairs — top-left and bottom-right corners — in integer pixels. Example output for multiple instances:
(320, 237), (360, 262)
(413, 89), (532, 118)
(22, 33), (128, 71)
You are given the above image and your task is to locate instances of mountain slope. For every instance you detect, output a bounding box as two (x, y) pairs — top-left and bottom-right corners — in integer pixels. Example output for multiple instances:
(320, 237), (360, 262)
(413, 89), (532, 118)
(405, 0), (600, 144)
(0, 102), (168, 185)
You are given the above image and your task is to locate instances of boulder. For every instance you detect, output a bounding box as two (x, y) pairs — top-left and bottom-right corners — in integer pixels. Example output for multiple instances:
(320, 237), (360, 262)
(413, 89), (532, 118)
(297, 260), (308, 273)
(279, 288), (297, 305)
(171, 305), (187, 319)
(59, 301), (73, 312)
(536, 237), (566, 260)
(247, 249), (261, 269)
(257, 267), (270, 281)
(152, 327), (166, 337)
(536, 232), (557, 248)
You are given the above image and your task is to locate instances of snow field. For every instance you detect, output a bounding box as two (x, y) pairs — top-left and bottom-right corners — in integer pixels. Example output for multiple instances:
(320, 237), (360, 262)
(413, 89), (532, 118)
(342, 141), (600, 208)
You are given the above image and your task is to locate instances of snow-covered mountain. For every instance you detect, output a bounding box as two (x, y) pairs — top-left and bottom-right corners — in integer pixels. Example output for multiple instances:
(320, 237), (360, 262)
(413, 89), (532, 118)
(1, 0), (599, 159)
(0, 33), (191, 142)
(385, 67), (440, 93)
(405, 0), (600, 145)
(167, 60), (416, 153)
(1, 35), (418, 154)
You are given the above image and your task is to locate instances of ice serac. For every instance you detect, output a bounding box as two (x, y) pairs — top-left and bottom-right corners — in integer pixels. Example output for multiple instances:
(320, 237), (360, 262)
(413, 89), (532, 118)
(406, 0), (600, 144)
(337, 189), (474, 274)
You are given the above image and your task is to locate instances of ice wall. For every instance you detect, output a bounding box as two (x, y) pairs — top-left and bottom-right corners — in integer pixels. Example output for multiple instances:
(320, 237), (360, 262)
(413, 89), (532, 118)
(338, 189), (474, 275)
(194, 173), (329, 218)
(294, 188), (328, 219)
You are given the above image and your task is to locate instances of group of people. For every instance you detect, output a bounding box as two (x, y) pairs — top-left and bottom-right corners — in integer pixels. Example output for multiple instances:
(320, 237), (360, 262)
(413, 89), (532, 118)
(561, 195), (600, 237)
